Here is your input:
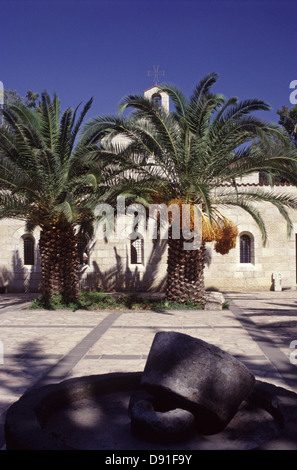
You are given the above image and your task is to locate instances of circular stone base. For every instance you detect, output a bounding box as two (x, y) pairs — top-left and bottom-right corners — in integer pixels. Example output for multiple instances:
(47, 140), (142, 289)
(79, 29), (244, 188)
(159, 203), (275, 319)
(4, 372), (297, 450)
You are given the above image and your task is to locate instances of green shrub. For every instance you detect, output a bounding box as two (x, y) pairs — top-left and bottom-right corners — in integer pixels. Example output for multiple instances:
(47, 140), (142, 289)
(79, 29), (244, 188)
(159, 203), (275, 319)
(29, 291), (204, 311)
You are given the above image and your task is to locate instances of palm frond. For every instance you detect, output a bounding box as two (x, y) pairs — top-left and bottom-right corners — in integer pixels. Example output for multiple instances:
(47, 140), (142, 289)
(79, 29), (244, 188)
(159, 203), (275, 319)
(7, 101), (41, 129)
(219, 198), (268, 244)
(0, 191), (30, 220)
(53, 193), (77, 223)
(159, 83), (187, 118)
(71, 97), (94, 149)
(39, 92), (60, 151)
(188, 72), (219, 110)
(58, 107), (73, 162)
(222, 99), (271, 121)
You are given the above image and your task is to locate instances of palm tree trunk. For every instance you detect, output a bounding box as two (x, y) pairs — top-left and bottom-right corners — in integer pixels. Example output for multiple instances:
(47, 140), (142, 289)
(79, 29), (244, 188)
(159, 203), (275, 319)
(39, 224), (79, 302)
(166, 231), (206, 306)
(58, 224), (79, 302)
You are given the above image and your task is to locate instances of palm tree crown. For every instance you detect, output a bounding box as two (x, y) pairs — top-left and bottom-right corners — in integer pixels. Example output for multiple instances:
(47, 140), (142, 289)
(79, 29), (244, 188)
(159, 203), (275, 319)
(0, 92), (128, 301)
(83, 73), (297, 303)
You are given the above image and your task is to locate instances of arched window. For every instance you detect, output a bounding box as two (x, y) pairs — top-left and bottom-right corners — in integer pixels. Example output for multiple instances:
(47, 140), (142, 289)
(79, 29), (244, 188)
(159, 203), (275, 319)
(23, 236), (35, 265)
(152, 93), (162, 107)
(240, 234), (251, 263)
(77, 236), (89, 265)
(130, 235), (144, 265)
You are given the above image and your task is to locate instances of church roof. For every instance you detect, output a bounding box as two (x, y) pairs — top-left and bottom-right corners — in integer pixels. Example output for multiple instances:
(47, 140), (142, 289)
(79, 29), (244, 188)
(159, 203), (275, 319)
(221, 181), (293, 187)
(143, 85), (161, 93)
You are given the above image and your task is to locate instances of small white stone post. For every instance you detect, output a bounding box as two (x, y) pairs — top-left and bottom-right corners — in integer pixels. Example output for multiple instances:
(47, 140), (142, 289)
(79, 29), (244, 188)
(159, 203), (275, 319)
(272, 272), (282, 291)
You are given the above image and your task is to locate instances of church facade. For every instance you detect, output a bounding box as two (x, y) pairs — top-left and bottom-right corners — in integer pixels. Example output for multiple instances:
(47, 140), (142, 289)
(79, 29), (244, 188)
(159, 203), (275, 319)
(1, 86), (297, 294)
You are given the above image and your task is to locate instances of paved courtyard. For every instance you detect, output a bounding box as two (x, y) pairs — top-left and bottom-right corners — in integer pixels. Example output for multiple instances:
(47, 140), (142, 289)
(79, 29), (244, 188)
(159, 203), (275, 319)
(1, 289), (297, 449)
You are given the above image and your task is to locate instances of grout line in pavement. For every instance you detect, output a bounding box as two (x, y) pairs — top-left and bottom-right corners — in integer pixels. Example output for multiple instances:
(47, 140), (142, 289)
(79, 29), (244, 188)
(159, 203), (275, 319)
(32, 312), (122, 388)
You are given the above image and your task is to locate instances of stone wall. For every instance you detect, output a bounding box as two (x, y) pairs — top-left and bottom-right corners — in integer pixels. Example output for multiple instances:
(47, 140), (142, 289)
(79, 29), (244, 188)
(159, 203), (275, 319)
(0, 219), (41, 293)
(78, 214), (168, 293)
(204, 184), (297, 291)
(1, 183), (297, 293)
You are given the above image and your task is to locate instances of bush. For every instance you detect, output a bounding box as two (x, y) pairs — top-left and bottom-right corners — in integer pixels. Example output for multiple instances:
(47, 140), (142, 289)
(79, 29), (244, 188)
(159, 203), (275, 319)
(29, 291), (204, 311)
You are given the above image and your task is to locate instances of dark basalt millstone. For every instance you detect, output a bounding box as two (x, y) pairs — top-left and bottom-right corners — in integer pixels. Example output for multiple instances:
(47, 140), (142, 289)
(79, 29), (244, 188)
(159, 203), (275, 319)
(128, 391), (196, 443)
(141, 331), (256, 434)
(4, 372), (297, 450)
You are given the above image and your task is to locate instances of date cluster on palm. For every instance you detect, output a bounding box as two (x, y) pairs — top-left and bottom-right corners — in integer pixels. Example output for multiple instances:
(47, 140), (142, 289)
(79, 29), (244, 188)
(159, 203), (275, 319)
(202, 215), (239, 255)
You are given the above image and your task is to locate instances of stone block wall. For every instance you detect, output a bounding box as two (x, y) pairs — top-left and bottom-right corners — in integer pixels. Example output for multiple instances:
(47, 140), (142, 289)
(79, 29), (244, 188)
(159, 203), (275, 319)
(204, 184), (297, 291)
(0, 220), (41, 293)
(1, 184), (297, 294)
(78, 223), (168, 293)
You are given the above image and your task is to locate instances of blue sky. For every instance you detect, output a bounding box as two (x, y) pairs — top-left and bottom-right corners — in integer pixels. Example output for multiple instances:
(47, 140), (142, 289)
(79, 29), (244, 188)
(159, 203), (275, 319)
(0, 0), (296, 123)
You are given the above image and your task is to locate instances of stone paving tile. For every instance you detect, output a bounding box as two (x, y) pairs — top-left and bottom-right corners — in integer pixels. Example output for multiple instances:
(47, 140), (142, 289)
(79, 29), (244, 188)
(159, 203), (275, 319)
(225, 290), (297, 393)
(1, 291), (297, 449)
(67, 308), (281, 393)
(68, 358), (146, 378)
(0, 308), (108, 420)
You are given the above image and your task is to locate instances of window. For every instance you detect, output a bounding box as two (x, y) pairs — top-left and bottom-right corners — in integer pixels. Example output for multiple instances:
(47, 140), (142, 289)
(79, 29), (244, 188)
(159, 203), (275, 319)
(130, 235), (144, 264)
(23, 236), (35, 265)
(152, 93), (162, 107)
(240, 234), (251, 263)
(77, 237), (89, 265)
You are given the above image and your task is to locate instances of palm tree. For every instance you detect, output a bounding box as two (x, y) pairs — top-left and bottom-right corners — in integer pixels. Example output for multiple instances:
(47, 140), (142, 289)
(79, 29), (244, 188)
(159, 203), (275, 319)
(82, 73), (297, 305)
(0, 92), (131, 303)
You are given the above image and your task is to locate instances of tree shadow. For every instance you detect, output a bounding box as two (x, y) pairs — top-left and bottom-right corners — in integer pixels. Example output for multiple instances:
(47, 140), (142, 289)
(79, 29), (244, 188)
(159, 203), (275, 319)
(0, 338), (60, 447)
(0, 249), (41, 295)
(79, 239), (167, 293)
(0, 266), (13, 294)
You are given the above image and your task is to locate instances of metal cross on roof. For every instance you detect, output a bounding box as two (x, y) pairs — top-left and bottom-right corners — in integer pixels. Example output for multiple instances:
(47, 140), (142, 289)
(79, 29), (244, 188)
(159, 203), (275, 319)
(148, 65), (165, 85)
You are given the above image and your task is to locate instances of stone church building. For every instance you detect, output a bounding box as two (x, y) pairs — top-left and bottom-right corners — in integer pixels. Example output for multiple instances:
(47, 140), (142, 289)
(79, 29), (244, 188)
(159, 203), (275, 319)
(1, 86), (297, 294)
